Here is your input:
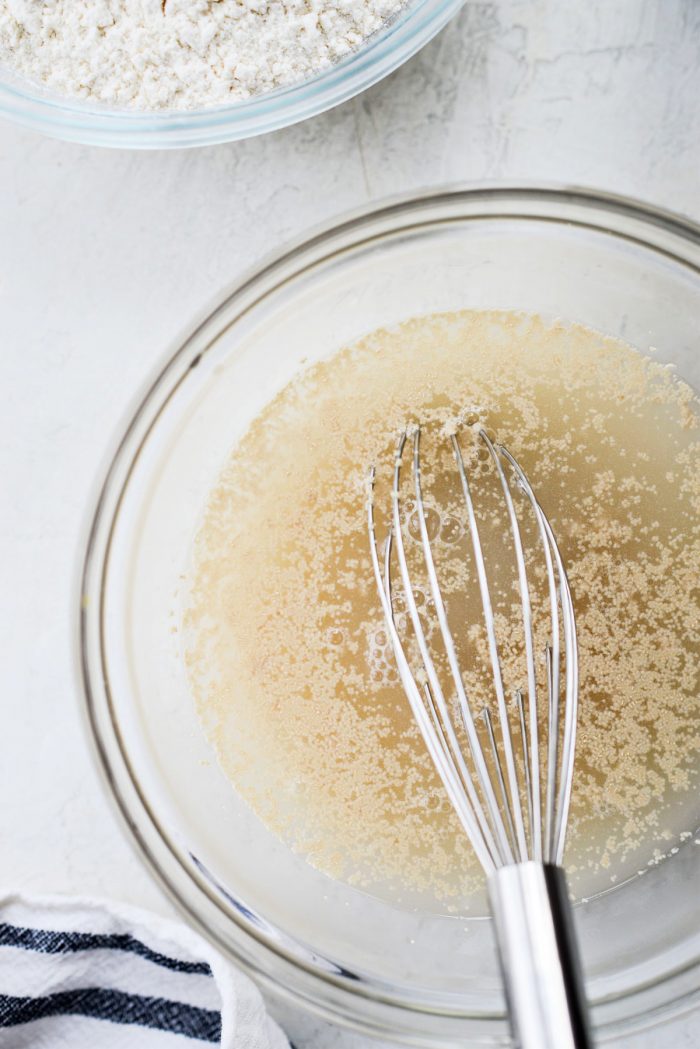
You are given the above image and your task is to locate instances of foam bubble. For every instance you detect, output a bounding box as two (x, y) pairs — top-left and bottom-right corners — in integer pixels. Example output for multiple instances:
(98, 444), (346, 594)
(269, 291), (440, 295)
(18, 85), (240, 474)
(440, 515), (463, 544)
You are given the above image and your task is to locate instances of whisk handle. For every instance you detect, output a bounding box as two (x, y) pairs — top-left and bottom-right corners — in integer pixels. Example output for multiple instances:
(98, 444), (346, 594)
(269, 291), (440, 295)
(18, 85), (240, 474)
(488, 861), (592, 1049)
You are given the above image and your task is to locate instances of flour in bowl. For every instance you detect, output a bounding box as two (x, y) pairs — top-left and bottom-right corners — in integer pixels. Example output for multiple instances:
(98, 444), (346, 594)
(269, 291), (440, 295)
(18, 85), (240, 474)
(0, 0), (404, 110)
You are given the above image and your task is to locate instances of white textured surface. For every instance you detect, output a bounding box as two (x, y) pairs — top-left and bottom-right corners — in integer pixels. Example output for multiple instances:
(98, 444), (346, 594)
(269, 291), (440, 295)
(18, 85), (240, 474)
(1, 0), (699, 1045)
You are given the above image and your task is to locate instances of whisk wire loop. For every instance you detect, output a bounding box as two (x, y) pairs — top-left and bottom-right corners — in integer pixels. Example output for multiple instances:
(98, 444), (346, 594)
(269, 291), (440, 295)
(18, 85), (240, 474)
(367, 466), (497, 874)
(368, 425), (578, 873)
(382, 543), (503, 872)
(477, 431), (542, 862)
(451, 433), (528, 862)
(500, 447), (578, 866)
(407, 429), (515, 865)
(499, 445), (562, 863)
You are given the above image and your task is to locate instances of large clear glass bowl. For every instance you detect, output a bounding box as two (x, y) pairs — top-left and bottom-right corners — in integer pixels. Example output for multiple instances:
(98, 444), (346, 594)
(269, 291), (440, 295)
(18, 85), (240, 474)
(79, 186), (700, 1045)
(0, 0), (462, 149)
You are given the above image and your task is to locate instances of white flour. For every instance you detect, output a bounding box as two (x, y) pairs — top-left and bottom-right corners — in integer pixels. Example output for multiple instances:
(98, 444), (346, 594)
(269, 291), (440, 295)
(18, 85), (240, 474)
(0, 0), (403, 110)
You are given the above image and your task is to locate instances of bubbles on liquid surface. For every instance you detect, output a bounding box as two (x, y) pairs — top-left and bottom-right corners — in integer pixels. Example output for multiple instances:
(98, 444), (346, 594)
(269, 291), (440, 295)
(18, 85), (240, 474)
(407, 506), (441, 542)
(440, 516), (463, 544)
(406, 503), (465, 547)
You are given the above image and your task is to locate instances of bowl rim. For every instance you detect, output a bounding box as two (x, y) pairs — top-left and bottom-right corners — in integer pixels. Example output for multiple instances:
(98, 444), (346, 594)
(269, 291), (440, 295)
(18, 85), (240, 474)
(77, 183), (700, 1044)
(0, 0), (463, 149)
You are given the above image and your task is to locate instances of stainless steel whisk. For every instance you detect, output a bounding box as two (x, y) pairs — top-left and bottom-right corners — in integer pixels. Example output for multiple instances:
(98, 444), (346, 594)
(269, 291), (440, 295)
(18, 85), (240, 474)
(367, 425), (592, 1049)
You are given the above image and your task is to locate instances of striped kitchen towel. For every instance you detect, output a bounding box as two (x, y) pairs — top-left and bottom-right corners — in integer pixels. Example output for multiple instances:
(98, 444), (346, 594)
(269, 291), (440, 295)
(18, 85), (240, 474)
(0, 892), (289, 1048)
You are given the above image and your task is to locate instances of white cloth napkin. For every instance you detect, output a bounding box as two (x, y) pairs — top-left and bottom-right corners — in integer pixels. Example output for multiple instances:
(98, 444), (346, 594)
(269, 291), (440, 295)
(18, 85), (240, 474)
(0, 892), (290, 1049)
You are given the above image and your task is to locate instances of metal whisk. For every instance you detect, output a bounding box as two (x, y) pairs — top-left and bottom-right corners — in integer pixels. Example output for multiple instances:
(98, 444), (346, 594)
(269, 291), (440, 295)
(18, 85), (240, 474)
(367, 425), (591, 1049)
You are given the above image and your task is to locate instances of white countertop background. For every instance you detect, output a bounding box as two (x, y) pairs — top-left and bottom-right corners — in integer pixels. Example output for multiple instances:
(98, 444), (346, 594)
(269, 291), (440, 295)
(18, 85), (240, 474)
(1, 0), (700, 1045)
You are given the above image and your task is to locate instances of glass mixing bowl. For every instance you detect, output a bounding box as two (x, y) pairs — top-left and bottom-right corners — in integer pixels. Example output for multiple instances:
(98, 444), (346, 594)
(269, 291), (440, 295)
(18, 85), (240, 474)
(0, 0), (461, 149)
(79, 186), (700, 1045)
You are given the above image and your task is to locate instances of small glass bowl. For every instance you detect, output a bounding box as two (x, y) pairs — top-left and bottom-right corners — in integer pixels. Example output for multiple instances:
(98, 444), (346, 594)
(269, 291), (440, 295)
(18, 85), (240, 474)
(0, 0), (462, 149)
(79, 186), (700, 1045)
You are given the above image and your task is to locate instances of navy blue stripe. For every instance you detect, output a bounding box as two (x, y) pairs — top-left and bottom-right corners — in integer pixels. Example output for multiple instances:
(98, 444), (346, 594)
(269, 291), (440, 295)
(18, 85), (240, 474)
(0, 989), (221, 1041)
(0, 924), (211, 976)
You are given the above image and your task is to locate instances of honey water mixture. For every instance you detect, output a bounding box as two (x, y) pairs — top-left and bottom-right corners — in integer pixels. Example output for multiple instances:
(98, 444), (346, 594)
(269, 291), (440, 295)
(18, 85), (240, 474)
(184, 310), (700, 911)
